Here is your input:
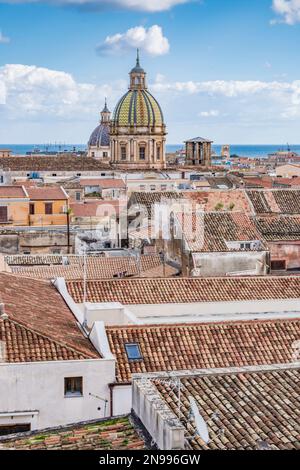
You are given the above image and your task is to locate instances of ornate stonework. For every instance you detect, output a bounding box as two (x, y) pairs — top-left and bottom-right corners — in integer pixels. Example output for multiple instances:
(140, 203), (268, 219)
(110, 51), (167, 170)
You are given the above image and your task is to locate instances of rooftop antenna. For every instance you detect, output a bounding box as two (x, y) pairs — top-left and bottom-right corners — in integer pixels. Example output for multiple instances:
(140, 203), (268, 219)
(188, 396), (210, 444)
(136, 48), (140, 66)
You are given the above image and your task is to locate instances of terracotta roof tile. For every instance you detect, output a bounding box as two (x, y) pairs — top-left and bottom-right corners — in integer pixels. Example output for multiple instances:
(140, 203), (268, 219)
(154, 367), (300, 450)
(0, 186), (28, 198)
(11, 255), (166, 280)
(0, 273), (98, 360)
(106, 320), (300, 382)
(0, 317), (89, 362)
(26, 187), (68, 200)
(255, 215), (300, 241)
(80, 179), (126, 189)
(178, 212), (265, 252)
(1, 416), (145, 450)
(67, 276), (300, 305)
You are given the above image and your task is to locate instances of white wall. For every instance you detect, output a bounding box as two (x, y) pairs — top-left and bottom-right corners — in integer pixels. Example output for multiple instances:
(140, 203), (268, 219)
(0, 359), (115, 431)
(112, 385), (132, 416)
(127, 298), (300, 323)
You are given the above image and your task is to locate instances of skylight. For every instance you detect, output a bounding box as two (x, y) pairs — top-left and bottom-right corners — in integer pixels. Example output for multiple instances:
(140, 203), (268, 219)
(125, 343), (143, 361)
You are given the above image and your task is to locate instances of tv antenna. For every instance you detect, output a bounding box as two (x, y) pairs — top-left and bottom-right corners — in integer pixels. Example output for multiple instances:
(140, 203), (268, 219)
(188, 396), (210, 444)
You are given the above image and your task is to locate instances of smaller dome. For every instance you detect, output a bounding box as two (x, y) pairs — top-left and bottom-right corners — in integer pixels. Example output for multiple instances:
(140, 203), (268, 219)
(88, 123), (110, 148)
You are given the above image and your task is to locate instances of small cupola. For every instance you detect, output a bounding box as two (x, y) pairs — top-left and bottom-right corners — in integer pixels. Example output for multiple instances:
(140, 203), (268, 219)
(129, 49), (147, 90)
(101, 98), (111, 123)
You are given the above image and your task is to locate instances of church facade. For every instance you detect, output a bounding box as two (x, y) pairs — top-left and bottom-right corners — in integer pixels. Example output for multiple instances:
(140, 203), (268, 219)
(109, 51), (167, 170)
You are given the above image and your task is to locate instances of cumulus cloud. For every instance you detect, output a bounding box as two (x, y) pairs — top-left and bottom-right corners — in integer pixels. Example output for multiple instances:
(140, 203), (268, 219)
(272, 0), (300, 24)
(0, 0), (189, 12)
(97, 25), (170, 57)
(0, 63), (126, 119)
(152, 75), (300, 119)
(0, 31), (10, 44)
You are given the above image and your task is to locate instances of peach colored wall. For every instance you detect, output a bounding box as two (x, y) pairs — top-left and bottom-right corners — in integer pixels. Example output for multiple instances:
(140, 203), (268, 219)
(269, 241), (300, 270)
(0, 200), (29, 226)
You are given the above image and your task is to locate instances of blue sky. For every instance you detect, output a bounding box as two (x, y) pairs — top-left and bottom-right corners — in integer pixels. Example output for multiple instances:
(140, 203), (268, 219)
(0, 0), (300, 144)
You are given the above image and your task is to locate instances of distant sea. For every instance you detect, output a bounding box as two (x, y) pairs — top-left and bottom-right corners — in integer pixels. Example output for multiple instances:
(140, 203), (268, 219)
(1, 144), (300, 158)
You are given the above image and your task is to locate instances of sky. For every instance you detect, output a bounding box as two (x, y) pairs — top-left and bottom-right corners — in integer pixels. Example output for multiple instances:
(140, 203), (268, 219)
(1, 0), (300, 144)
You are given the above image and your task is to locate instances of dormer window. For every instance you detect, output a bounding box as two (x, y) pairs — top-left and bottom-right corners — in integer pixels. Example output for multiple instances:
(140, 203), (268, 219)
(125, 343), (143, 361)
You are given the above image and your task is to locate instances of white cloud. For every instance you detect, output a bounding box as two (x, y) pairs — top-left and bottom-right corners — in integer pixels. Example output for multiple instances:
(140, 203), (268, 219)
(199, 110), (220, 117)
(0, 31), (10, 44)
(97, 25), (170, 57)
(153, 75), (300, 120)
(272, 0), (300, 24)
(0, 64), (126, 119)
(0, 0), (189, 12)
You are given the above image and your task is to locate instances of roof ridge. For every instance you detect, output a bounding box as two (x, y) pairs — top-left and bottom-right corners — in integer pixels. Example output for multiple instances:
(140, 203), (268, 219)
(0, 316), (97, 360)
(106, 317), (300, 330)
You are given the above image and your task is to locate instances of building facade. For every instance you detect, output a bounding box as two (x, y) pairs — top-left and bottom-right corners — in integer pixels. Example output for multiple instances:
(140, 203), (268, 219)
(110, 51), (167, 170)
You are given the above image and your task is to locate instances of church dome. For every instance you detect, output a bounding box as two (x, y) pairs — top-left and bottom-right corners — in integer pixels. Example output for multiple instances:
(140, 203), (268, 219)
(112, 89), (164, 127)
(88, 122), (110, 147)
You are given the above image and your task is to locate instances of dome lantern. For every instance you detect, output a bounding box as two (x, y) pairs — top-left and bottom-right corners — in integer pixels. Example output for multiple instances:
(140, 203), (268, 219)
(130, 49), (147, 90)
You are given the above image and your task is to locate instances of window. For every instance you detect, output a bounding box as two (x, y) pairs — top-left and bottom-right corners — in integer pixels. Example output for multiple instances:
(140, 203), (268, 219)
(103, 152), (108, 158)
(139, 146), (146, 160)
(0, 176), (3, 184)
(29, 203), (35, 215)
(125, 343), (143, 361)
(45, 202), (53, 215)
(64, 377), (83, 397)
(157, 146), (161, 160)
(75, 192), (81, 201)
(161, 184), (167, 191)
(0, 424), (31, 436)
(121, 146), (127, 160)
(52, 173), (57, 177)
(271, 260), (286, 271)
(139, 185), (146, 191)
(150, 185), (156, 191)
(0, 206), (8, 223)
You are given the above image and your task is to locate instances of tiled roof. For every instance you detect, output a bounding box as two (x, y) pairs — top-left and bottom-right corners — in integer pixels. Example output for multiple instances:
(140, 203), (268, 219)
(80, 179), (125, 189)
(247, 189), (300, 214)
(11, 255), (165, 280)
(183, 190), (252, 213)
(66, 276), (300, 305)
(26, 186), (68, 200)
(130, 192), (182, 218)
(70, 200), (123, 217)
(0, 317), (89, 362)
(0, 155), (110, 171)
(177, 212), (265, 252)
(0, 273), (98, 360)
(0, 186), (28, 198)
(255, 215), (300, 241)
(154, 366), (300, 450)
(106, 319), (300, 382)
(0, 416), (145, 450)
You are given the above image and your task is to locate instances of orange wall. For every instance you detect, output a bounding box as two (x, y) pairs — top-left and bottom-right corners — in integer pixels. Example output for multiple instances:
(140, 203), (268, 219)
(29, 200), (68, 226)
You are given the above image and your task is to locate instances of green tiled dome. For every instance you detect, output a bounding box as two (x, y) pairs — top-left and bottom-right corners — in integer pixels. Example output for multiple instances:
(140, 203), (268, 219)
(112, 89), (164, 127)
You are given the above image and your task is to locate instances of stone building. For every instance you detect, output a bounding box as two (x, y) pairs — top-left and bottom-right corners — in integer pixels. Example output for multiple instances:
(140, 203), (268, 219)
(87, 100), (111, 160)
(185, 137), (212, 166)
(110, 51), (167, 170)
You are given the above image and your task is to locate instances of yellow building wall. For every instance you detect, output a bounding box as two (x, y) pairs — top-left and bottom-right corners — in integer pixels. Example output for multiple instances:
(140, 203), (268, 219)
(29, 200), (68, 226)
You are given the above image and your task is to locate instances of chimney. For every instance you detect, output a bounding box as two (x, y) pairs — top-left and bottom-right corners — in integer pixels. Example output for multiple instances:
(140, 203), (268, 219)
(0, 303), (8, 319)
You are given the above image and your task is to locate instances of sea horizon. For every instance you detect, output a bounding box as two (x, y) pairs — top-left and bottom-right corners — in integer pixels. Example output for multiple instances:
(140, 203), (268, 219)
(1, 143), (300, 158)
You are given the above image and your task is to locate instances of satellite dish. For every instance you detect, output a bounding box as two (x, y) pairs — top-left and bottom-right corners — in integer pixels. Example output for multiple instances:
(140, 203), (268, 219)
(189, 396), (210, 444)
